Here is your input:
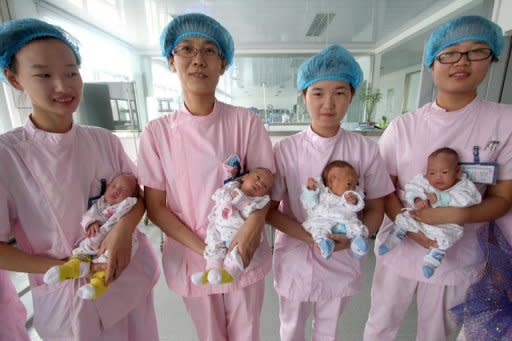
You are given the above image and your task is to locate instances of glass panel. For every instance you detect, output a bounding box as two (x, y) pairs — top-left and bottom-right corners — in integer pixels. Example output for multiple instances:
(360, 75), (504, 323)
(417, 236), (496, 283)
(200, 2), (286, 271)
(151, 54), (371, 128)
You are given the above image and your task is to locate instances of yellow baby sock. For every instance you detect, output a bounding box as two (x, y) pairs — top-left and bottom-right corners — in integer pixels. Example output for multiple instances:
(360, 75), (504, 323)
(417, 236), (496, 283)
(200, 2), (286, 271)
(43, 255), (91, 284)
(207, 268), (234, 285)
(77, 270), (109, 300)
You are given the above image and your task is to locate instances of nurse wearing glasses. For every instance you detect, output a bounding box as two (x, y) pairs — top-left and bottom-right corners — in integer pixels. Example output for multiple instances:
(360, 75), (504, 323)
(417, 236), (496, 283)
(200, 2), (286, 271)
(364, 15), (512, 341)
(138, 13), (274, 341)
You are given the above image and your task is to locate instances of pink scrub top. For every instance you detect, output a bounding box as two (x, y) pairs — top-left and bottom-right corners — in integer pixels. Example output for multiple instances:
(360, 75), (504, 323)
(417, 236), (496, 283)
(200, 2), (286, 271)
(377, 98), (512, 286)
(0, 120), (160, 338)
(272, 126), (394, 301)
(137, 100), (275, 297)
(0, 270), (29, 341)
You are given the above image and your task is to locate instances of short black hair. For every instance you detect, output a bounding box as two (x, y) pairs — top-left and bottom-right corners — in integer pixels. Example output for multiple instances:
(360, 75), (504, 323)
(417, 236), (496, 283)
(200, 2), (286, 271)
(321, 160), (357, 185)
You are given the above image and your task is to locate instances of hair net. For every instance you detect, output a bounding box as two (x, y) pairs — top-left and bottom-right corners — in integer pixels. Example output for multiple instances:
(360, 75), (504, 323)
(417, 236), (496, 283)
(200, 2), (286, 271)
(160, 13), (234, 68)
(425, 15), (504, 67)
(0, 18), (81, 80)
(296, 45), (363, 91)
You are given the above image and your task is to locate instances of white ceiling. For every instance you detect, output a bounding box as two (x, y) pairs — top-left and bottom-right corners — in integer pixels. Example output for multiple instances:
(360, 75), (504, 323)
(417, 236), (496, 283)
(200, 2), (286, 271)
(35, 0), (491, 105)
(41, 0), (488, 56)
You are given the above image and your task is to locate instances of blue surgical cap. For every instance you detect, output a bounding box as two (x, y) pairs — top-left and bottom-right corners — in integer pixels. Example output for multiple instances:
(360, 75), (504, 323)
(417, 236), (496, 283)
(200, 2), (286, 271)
(297, 45), (363, 91)
(425, 15), (504, 67)
(160, 13), (234, 68)
(0, 18), (81, 80)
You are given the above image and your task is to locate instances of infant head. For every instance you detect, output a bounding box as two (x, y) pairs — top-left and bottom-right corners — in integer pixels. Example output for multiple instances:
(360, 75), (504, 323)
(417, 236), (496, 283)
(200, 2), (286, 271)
(426, 147), (461, 191)
(104, 173), (138, 205)
(240, 168), (273, 197)
(322, 160), (358, 196)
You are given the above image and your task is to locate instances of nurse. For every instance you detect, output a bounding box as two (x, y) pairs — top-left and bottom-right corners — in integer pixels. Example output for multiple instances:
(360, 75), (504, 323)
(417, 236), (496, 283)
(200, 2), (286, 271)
(138, 13), (274, 340)
(0, 270), (29, 341)
(267, 45), (394, 340)
(0, 18), (160, 340)
(364, 15), (512, 341)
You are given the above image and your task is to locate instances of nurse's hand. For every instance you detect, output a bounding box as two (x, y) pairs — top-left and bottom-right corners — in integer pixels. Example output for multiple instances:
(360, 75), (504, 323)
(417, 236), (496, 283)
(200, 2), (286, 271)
(229, 224), (261, 268)
(97, 226), (133, 285)
(327, 233), (351, 252)
(406, 230), (438, 249)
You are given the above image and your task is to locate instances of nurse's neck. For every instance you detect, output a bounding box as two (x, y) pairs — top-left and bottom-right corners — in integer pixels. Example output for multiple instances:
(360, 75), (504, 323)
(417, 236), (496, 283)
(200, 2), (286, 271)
(183, 94), (215, 116)
(30, 111), (73, 133)
(436, 91), (477, 112)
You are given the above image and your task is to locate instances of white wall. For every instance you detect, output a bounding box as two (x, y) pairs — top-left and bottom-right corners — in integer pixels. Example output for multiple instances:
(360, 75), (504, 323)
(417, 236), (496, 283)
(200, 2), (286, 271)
(493, 0), (512, 34)
(375, 65), (421, 121)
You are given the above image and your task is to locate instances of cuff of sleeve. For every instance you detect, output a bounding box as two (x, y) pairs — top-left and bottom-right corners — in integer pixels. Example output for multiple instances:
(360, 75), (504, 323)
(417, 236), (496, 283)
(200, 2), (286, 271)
(437, 192), (451, 207)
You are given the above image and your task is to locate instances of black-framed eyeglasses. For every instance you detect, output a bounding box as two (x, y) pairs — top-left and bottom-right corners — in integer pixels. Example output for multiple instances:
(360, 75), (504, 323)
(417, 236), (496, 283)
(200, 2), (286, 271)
(436, 48), (493, 64)
(172, 45), (221, 59)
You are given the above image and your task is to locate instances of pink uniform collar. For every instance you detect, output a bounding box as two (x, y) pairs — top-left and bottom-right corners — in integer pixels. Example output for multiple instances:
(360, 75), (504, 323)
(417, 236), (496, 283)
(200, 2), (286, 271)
(24, 116), (76, 146)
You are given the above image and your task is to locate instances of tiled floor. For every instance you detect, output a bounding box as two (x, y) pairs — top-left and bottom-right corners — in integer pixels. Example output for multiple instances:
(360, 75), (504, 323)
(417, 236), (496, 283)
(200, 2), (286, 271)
(14, 224), (422, 340)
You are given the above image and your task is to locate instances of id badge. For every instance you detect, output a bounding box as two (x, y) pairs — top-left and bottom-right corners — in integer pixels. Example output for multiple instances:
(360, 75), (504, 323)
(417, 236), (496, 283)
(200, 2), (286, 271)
(459, 162), (498, 185)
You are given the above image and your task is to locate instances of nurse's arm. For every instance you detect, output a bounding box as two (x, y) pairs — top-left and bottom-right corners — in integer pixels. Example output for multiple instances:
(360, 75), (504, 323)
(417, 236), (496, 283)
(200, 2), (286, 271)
(411, 179), (512, 225)
(228, 203), (269, 267)
(362, 197), (385, 236)
(144, 186), (205, 255)
(266, 200), (313, 243)
(0, 242), (63, 273)
(383, 176), (403, 221)
(99, 195), (144, 284)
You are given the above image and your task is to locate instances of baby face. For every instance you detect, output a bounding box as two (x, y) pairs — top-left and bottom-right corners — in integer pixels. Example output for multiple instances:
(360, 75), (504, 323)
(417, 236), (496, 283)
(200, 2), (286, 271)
(104, 175), (137, 205)
(240, 168), (273, 197)
(426, 154), (460, 191)
(326, 166), (358, 196)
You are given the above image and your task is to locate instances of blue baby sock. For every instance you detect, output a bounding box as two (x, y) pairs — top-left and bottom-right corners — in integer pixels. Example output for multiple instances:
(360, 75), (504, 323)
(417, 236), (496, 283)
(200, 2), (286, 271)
(319, 239), (335, 260)
(351, 236), (369, 259)
(422, 248), (445, 278)
(331, 223), (347, 234)
(378, 226), (407, 255)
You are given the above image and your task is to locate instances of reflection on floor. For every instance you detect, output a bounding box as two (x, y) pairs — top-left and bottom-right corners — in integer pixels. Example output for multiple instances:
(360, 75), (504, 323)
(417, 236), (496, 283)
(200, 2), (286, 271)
(13, 224), (422, 341)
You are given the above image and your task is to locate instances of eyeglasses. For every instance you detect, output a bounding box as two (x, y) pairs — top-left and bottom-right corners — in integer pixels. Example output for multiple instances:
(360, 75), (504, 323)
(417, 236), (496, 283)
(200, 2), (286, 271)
(172, 45), (221, 59)
(436, 48), (493, 64)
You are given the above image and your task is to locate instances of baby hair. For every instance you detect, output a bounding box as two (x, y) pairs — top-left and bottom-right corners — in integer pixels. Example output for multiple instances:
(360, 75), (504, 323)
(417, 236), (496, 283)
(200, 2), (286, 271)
(321, 160), (357, 186)
(114, 172), (139, 197)
(428, 147), (460, 165)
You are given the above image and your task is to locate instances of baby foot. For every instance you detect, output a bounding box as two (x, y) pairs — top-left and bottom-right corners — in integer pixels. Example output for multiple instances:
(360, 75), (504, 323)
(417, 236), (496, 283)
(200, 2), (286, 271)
(78, 271), (108, 300)
(422, 249), (445, 279)
(207, 268), (234, 285)
(378, 226), (407, 255)
(191, 271), (208, 286)
(43, 257), (91, 284)
(351, 236), (369, 259)
(319, 239), (335, 260)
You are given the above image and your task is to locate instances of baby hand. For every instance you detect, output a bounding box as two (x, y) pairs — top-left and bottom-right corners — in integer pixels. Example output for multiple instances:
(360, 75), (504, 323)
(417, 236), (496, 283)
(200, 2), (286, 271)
(344, 192), (358, 205)
(231, 190), (239, 199)
(86, 221), (101, 238)
(414, 198), (430, 209)
(307, 177), (317, 191)
(426, 193), (438, 205)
